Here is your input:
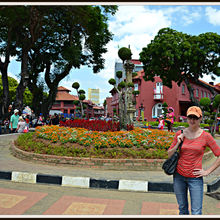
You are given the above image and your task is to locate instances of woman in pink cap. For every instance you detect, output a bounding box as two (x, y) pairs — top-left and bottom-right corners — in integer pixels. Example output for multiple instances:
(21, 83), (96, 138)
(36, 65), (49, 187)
(168, 106), (220, 215)
(166, 107), (174, 132)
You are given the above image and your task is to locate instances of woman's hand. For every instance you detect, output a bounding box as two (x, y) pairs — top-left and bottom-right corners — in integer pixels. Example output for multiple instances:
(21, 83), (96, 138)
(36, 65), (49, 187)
(177, 133), (184, 145)
(193, 168), (209, 177)
(193, 157), (220, 178)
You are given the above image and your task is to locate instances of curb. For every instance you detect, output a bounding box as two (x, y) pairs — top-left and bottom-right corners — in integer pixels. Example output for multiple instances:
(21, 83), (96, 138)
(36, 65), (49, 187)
(10, 140), (213, 171)
(0, 170), (218, 193)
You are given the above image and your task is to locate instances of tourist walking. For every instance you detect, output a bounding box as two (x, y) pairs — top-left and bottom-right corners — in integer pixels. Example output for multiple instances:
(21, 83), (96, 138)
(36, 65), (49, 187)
(168, 106), (220, 215)
(166, 107), (174, 132)
(9, 109), (19, 133)
(17, 116), (26, 133)
(3, 117), (10, 134)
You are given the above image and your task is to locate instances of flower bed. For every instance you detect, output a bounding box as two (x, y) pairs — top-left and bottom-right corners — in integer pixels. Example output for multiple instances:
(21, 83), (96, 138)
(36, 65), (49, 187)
(59, 119), (131, 132)
(14, 125), (175, 159)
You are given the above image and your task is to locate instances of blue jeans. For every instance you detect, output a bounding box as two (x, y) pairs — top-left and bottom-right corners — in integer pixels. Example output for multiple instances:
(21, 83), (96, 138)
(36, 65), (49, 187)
(173, 172), (203, 215)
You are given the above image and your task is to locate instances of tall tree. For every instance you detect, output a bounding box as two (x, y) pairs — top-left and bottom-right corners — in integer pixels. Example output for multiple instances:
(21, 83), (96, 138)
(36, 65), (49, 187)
(14, 6), (44, 111)
(0, 5), (117, 118)
(0, 6), (19, 117)
(25, 6), (117, 117)
(139, 28), (220, 105)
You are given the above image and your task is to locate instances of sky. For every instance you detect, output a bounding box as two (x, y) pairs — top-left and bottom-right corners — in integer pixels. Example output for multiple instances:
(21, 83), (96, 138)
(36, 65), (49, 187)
(6, 3), (220, 105)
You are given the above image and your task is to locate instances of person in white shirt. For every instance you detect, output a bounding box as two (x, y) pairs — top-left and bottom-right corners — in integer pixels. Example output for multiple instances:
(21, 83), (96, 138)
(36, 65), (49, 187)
(17, 116), (26, 133)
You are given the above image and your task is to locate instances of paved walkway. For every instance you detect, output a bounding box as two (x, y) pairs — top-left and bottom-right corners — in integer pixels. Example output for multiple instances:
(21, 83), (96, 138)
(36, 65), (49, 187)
(0, 179), (220, 215)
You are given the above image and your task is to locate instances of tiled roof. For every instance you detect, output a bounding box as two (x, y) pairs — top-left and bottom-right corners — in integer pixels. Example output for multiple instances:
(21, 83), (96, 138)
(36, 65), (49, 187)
(215, 83), (220, 92)
(132, 71), (218, 91)
(56, 92), (78, 101)
(131, 59), (142, 65)
(83, 99), (94, 105)
(198, 79), (215, 88)
(57, 86), (71, 92)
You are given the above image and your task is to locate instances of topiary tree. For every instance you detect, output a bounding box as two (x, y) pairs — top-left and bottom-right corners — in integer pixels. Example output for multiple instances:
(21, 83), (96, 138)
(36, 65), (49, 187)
(118, 47), (132, 64)
(72, 82), (86, 118)
(108, 47), (136, 130)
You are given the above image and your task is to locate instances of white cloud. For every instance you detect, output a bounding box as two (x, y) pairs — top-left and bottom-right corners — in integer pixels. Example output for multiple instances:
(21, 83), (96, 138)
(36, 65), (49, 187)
(160, 6), (202, 26)
(110, 6), (171, 38)
(199, 75), (220, 86)
(181, 11), (201, 26)
(205, 6), (220, 26)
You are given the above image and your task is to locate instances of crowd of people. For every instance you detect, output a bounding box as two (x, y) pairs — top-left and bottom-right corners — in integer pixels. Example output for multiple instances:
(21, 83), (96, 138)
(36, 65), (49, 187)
(0, 107), (65, 134)
(0, 107), (116, 135)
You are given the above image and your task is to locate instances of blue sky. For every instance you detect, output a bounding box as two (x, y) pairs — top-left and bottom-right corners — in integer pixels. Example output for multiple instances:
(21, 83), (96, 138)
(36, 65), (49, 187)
(6, 4), (220, 104)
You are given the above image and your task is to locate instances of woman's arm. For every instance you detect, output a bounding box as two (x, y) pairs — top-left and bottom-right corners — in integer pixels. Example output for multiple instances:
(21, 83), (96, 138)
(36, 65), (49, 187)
(168, 143), (179, 158)
(193, 157), (220, 177)
(168, 133), (184, 158)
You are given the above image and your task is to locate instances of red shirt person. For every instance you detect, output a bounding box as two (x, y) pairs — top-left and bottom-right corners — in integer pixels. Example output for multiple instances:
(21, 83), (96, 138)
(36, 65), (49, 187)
(168, 106), (220, 215)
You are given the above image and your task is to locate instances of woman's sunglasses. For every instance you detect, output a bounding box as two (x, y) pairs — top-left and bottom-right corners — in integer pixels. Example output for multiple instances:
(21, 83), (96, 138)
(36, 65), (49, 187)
(187, 115), (199, 120)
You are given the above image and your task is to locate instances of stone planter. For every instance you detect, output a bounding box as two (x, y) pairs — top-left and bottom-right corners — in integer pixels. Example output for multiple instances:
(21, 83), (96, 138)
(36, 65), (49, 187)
(10, 141), (214, 171)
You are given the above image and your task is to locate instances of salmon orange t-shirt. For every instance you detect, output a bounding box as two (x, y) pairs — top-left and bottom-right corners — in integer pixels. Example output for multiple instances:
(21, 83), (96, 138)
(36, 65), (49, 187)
(169, 130), (220, 177)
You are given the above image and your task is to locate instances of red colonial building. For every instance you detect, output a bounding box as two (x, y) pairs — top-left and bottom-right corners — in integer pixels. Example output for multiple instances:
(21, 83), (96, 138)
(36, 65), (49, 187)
(51, 86), (77, 114)
(50, 86), (104, 118)
(110, 67), (220, 122)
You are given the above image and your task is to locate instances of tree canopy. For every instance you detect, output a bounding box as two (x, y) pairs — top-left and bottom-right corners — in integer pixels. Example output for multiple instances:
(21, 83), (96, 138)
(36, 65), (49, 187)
(0, 75), (32, 110)
(139, 27), (220, 104)
(0, 5), (118, 118)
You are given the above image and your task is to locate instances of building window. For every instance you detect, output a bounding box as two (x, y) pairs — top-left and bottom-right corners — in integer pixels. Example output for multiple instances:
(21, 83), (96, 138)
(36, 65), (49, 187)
(152, 103), (163, 118)
(182, 84), (185, 94)
(134, 83), (138, 91)
(201, 91), (203, 98)
(154, 82), (163, 99)
(204, 91), (206, 97)
(196, 89), (199, 97)
(208, 93), (210, 99)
